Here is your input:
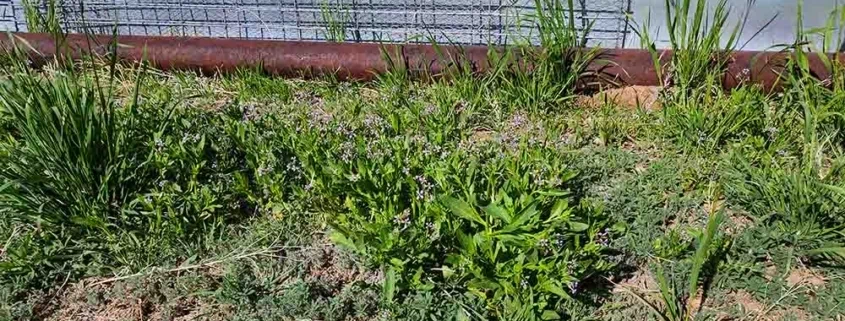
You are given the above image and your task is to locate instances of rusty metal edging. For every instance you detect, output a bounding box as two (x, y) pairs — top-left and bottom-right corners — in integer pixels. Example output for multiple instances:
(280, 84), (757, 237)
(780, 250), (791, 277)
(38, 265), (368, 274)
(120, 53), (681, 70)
(0, 32), (841, 90)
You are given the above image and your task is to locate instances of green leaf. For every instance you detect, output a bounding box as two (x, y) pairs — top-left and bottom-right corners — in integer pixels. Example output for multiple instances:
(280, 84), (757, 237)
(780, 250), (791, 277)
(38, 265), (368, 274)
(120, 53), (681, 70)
(383, 266), (397, 302)
(541, 310), (561, 320)
(483, 203), (511, 224)
(473, 232), (493, 258)
(467, 278), (500, 291)
(823, 183), (845, 196)
(494, 233), (526, 247)
(807, 247), (845, 262)
(329, 231), (358, 252)
(441, 265), (456, 278)
(536, 189), (569, 197)
(455, 308), (470, 321)
(688, 210), (723, 293)
(501, 204), (540, 233)
(442, 196), (486, 226)
(457, 230), (477, 255)
(389, 258), (405, 268)
(541, 281), (573, 300)
(546, 199), (570, 224)
(568, 221), (589, 232)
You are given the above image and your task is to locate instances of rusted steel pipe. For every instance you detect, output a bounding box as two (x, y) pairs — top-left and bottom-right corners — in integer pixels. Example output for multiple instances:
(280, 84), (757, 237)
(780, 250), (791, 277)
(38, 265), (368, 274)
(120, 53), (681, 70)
(0, 32), (842, 90)
(596, 49), (842, 91)
(0, 32), (495, 80)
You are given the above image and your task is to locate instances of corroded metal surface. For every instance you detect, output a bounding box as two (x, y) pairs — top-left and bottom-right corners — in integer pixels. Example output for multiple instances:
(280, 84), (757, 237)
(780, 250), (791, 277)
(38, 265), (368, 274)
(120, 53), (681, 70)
(1, 33), (841, 90)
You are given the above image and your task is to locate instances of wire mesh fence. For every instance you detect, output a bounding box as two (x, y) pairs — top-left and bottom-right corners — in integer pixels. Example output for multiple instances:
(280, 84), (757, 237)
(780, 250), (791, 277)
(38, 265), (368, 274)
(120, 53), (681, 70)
(4, 0), (632, 47)
(0, 0), (15, 31)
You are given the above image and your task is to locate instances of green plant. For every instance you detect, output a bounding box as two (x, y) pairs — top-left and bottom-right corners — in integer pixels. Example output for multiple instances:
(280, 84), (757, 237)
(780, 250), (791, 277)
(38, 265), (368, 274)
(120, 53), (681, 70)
(722, 153), (845, 262)
(633, 0), (756, 95)
(778, 2), (845, 168)
(222, 67), (294, 102)
(22, 0), (61, 34)
(0, 59), (132, 237)
(493, 0), (600, 112)
(660, 86), (767, 152)
(0, 49), (294, 287)
(625, 184), (726, 321)
(716, 1), (845, 265)
(321, 0), (350, 42)
(440, 192), (613, 318)
(271, 90), (617, 317)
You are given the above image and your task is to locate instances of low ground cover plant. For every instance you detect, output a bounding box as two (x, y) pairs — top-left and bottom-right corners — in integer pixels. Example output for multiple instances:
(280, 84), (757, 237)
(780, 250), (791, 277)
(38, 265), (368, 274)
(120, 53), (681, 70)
(2, 0), (845, 320)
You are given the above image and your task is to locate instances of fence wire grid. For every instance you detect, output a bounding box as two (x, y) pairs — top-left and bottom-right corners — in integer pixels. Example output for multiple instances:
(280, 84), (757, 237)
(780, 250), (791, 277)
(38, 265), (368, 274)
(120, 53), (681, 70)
(3, 0), (632, 47)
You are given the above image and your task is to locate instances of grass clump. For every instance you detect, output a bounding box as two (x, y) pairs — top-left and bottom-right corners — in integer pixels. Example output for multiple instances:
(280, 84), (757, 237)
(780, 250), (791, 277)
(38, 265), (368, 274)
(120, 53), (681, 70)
(5, 1), (845, 320)
(635, 0), (755, 94)
(0, 53), (297, 291)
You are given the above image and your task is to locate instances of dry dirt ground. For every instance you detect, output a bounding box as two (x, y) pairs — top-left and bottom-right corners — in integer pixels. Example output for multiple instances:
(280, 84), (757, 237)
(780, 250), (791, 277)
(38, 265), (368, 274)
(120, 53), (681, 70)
(577, 86), (662, 111)
(609, 266), (819, 321)
(36, 242), (381, 321)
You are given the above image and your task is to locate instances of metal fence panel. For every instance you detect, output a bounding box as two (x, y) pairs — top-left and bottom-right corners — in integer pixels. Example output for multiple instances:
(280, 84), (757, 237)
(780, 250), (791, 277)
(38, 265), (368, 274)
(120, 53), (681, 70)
(7, 0), (631, 47)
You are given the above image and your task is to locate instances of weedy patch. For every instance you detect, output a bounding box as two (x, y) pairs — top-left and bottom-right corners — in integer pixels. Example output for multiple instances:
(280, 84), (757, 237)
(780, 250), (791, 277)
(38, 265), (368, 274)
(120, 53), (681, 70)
(4, 1), (845, 320)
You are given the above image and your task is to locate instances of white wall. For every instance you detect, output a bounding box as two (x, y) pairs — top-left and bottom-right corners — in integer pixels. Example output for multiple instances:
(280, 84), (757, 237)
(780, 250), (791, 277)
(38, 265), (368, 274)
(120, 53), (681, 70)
(627, 0), (842, 50)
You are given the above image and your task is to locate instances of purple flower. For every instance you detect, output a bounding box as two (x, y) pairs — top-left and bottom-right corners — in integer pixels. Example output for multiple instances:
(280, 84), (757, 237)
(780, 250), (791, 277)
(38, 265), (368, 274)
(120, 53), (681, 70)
(508, 113), (527, 129)
(415, 175), (433, 201)
(242, 104), (259, 121)
(568, 281), (580, 294)
(308, 108), (333, 131)
(424, 104), (436, 115)
(596, 228), (610, 247)
(340, 142), (356, 163)
(554, 234), (566, 249)
(394, 209), (411, 228)
(363, 114), (385, 133)
(764, 126), (779, 140)
(537, 238), (549, 249)
(257, 164), (273, 176)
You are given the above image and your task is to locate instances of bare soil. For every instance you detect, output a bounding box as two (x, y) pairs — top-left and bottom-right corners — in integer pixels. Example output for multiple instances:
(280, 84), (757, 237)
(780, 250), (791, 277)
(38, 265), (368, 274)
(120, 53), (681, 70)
(577, 86), (662, 111)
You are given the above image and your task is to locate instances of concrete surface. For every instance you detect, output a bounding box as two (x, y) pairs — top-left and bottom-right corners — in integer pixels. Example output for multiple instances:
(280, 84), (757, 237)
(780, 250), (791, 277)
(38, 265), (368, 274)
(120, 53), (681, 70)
(628, 0), (843, 50)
